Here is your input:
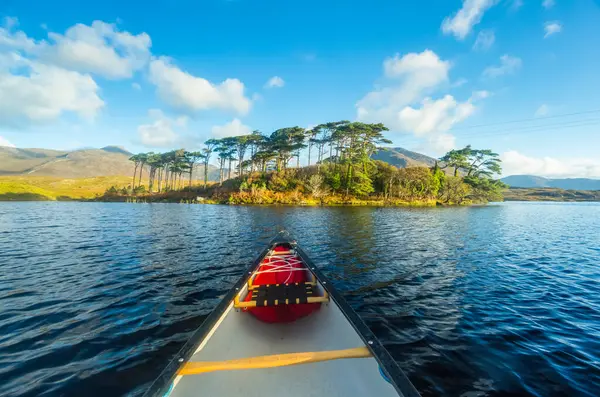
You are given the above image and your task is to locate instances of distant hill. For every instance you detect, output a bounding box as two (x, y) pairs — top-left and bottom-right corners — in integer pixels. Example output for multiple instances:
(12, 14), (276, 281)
(0, 146), (219, 180)
(504, 187), (600, 202)
(501, 175), (600, 190)
(372, 147), (437, 168)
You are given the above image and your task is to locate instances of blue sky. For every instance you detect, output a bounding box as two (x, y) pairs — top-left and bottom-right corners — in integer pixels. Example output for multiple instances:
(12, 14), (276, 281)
(0, 0), (599, 177)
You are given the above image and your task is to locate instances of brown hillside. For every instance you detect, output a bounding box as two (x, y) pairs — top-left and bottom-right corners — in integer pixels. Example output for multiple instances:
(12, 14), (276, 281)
(0, 146), (219, 180)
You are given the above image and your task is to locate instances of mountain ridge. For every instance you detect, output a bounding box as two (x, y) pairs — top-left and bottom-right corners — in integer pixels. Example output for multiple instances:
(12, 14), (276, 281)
(372, 147), (437, 168)
(0, 146), (219, 180)
(501, 175), (600, 190)
(4, 145), (597, 190)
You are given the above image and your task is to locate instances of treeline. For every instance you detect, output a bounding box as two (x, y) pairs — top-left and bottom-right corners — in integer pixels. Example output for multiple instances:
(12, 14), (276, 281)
(115, 121), (505, 205)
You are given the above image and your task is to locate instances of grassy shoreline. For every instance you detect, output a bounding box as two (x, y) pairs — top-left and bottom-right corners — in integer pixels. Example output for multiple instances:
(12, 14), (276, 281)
(0, 177), (438, 205)
(5, 176), (598, 204)
(0, 176), (132, 201)
(95, 190), (440, 207)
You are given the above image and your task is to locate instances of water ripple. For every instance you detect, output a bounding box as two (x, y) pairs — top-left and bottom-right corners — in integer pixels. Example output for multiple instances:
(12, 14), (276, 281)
(0, 202), (599, 396)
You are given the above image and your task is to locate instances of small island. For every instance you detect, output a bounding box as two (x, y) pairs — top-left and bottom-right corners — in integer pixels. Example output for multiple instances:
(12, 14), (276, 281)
(98, 121), (506, 206)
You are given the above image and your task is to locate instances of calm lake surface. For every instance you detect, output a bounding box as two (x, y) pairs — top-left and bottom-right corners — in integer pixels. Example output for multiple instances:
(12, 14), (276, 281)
(1, 202), (599, 396)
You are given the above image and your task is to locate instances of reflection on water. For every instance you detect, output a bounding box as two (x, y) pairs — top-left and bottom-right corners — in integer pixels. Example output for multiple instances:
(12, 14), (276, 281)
(0, 202), (599, 396)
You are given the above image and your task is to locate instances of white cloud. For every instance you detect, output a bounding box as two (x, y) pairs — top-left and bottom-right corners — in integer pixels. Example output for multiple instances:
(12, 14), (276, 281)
(451, 78), (469, 88)
(544, 21), (562, 38)
(137, 109), (183, 148)
(397, 95), (476, 136)
(534, 104), (549, 117)
(0, 135), (15, 147)
(501, 151), (600, 178)
(0, 17), (156, 128)
(483, 55), (522, 78)
(542, 0), (555, 9)
(360, 50), (450, 110)
(265, 76), (284, 89)
(149, 57), (251, 115)
(1, 19), (150, 79)
(0, 58), (104, 126)
(441, 0), (498, 40)
(211, 118), (251, 138)
(471, 90), (491, 100)
(40, 21), (151, 79)
(428, 133), (456, 154)
(0, 18), (37, 51)
(357, 50), (487, 154)
(132, 82), (141, 90)
(473, 30), (495, 51)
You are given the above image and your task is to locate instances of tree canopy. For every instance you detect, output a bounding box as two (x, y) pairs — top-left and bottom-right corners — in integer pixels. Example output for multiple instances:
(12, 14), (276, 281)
(122, 122), (504, 205)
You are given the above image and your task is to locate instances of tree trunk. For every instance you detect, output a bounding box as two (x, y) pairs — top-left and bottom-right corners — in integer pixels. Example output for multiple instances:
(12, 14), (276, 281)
(228, 159), (232, 179)
(345, 163), (352, 197)
(204, 161), (208, 188)
(189, 165), (193, 188)
(308, 142), (312, 166)
(138, 163), (144, 188)
(296, 153), (300, 168)
(148, 169), (152, 192)
(132, 164), (138, 190)
(219, 159), (224, 186)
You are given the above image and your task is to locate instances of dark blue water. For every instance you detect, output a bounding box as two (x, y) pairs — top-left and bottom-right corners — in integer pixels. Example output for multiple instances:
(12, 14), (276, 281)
(1, 202), (599, 397)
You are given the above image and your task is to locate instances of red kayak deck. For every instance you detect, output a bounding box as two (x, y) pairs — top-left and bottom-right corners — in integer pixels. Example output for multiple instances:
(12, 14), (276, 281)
(243, 244), (321, 323)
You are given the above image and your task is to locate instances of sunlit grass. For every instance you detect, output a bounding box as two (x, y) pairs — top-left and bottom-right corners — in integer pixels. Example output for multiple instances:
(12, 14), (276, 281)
(0, 176), (133, 200)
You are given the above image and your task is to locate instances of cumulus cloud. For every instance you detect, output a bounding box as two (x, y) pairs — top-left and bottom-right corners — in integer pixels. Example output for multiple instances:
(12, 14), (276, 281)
(534, 104), (549, 117)
(0, 135), (15, 147)
(483, 55), (522, 78)
(428, 133), (457, 154)
(0, 58), (104, 126)
(0, 17), (153, 127)
(132, 82), (141, 90)
(501, 151), (600, 178)
(265, 76), (284, 89)
(396, 95), (476, 136)
(357, 50), (450, 114)
(544, 21), (562, 38)
(211, 118), (251, 138)
(40, 21), (151, 79)
(441, 0), (498, 40)
(1, 18), (150, 79)
(473, 30), (495, 51)
(357, 50), (487, 154)
(137, 109), (185, 148)
(542, 0), (555, 9)
(149, 57), (251, 115)
(0, 17), (37, 51)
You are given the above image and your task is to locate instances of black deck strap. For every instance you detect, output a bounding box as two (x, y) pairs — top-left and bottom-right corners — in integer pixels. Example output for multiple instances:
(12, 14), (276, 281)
(250, 282), (315, 307)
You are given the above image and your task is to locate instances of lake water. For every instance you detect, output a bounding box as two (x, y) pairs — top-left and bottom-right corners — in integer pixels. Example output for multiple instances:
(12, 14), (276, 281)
(1, 202), (599, 396)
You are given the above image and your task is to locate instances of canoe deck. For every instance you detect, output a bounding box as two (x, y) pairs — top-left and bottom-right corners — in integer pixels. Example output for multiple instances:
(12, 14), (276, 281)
(146, 236), (419, 397)
(169, 299), (400, 397)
